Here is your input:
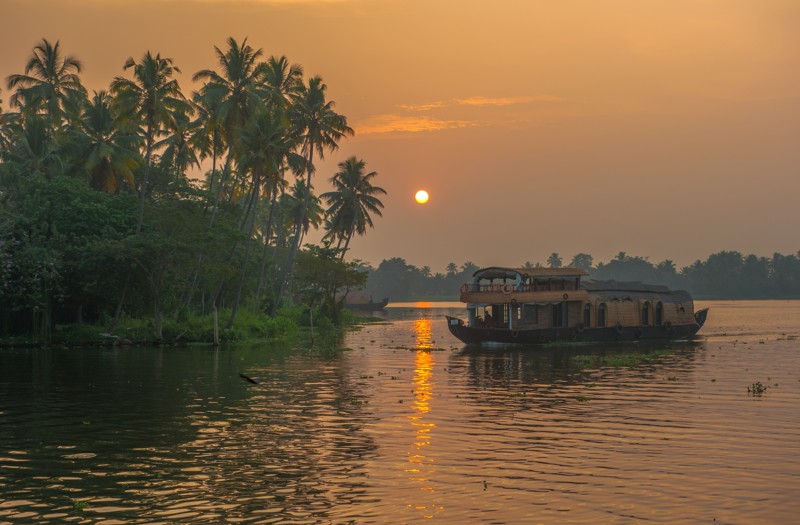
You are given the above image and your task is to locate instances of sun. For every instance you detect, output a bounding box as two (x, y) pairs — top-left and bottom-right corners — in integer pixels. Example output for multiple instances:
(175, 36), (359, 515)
(415, 190), (429, 204)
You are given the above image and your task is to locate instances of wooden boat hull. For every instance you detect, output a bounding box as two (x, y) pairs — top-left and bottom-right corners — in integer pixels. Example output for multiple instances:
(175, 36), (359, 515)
(344, 297), (389, 311)
(446, 309), (708, 345)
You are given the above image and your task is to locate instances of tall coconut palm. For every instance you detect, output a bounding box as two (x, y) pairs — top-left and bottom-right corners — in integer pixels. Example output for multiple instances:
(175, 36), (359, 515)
(6, 38), (87, 128)
(190, 89), (225, 196)
(261, 55), (303, 111)
(225, 106), (291, 327)
(156, 109), (201, 182)
(4, 115), (63, 181)
(73, 90), (139, 193)
(273, 76), (352, 313)
(111, 51), (188, 233)
(193, 37), (267, 224)
(321, 156), (385, 259)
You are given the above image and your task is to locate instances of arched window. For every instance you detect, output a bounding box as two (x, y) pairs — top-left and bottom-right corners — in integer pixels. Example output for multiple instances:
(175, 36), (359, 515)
(598, 303), (607, 327)
(655, 302), (663, 325)
(642, 301), (651, 326)
(583, 303), (591, 327)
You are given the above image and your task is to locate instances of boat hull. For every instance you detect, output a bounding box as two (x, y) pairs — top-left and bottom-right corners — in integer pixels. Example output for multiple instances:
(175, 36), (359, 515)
(344, 298), (389, 311)
(446, 315), (705, 345)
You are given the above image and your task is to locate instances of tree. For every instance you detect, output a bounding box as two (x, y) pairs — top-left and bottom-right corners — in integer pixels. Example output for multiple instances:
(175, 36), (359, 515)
(72, 91), (138, 193)
(547, 252), (562, 268)
(274, 76), (352, 313)
(321, 156), (385, 259)
(111, 51), (188, 232)
(6, 38), (86, 127)
(193, 37), (268, 224)
(569, 253), (594, 272)
(225, 106), (291, 327)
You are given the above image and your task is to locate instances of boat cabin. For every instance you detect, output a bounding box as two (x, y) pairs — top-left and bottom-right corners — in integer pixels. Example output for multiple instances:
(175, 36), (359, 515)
(459, 267), (698, 332)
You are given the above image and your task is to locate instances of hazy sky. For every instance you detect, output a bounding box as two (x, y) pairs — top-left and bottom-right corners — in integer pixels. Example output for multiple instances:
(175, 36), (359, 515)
(2, 0), (798, 271)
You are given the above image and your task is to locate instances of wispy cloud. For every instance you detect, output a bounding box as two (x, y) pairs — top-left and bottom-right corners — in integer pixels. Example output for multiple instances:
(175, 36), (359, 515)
(355, 114), (475, 135)
(398, 95), (564, 112)
(455, 95), (564, 106)
(357, 94), (565, 135)
(398, 101), (447, 111)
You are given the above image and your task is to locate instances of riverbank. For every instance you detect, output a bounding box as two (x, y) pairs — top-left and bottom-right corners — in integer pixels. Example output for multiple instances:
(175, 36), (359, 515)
(0, 306), (372, 349)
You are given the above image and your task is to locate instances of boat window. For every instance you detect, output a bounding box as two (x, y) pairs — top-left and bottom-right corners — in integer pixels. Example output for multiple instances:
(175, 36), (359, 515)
(598, 303), (607, 327)
(655, 302), (663, 325)
(583, 304), (591, 327)
(642, 301), (650, 326)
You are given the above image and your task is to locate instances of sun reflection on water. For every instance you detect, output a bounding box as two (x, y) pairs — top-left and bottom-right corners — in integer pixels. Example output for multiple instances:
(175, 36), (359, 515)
(405, 316), (442, 518)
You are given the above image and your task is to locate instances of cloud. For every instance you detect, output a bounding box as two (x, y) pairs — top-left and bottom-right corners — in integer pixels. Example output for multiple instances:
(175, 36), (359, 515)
(455, 95), (564, 106)
(398, 101), (446, 111)
(357, 94), (565, 135)
(354, 114), (475, 135)
(398, 95), (564, 112)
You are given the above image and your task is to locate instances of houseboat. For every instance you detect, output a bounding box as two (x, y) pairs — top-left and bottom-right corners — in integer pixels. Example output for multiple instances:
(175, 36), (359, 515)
(341, 291), (389, 311)
(446, 267), (708, 344)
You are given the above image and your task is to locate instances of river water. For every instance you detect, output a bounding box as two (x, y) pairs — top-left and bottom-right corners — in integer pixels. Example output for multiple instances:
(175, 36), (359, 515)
(1, 301), (799, 524)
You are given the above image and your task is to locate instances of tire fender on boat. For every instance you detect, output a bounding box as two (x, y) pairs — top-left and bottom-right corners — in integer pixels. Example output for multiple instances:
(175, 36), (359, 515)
(503, 284), (514, 294)
(615, 323), (623, 334)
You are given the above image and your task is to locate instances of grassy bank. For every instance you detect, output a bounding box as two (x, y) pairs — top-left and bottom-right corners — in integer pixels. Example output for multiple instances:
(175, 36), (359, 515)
(0, 305), (368, 348)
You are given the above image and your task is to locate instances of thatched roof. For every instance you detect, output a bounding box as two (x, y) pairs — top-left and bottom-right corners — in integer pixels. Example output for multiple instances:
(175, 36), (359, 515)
(581, 280), (692, 303)
(473, 267), (588, 280)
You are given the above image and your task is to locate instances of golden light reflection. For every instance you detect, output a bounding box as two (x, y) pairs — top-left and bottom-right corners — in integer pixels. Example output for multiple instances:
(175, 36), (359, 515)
(405, 316), (440, 517)
(413, 317), (434, 349)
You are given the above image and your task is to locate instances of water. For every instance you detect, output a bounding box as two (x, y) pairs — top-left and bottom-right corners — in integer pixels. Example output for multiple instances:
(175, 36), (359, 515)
(1, 301), (799, 524)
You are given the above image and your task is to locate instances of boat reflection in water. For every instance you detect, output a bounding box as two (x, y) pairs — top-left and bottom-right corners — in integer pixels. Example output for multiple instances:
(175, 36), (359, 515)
(405, 316), (442, 518)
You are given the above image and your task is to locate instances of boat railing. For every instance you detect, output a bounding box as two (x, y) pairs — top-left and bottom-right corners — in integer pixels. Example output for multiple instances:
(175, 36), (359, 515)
(462, 283), (577, 293)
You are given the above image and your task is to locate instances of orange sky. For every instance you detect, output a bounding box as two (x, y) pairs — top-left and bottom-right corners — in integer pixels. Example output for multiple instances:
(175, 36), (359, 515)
(2, 0), (799, 271)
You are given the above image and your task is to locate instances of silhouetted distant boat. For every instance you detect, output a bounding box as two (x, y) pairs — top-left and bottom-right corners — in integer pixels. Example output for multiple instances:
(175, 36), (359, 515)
(342, 291), (389, 311)
(446, 267), (708, 344)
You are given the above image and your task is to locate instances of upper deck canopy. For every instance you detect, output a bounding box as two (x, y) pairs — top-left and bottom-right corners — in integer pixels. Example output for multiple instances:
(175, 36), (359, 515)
(472, 267), (588, 281)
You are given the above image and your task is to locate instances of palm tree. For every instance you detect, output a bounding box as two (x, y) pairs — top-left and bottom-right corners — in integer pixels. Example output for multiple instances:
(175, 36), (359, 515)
(156, 109), (201, 182)
(4, 115), (64, 181)
(190, 89), (225, 196)
(73, 91), (139, 193)
(111, 51), (188, 232)
(193, 37), (267, 224)
(273, 76), (352, 312)
(225, 106), (291, 327)
(321, 156), (385, 259)
(261, 55), (303, 111)
(6, 38), (86, 128)
(547, 252), (563, 268)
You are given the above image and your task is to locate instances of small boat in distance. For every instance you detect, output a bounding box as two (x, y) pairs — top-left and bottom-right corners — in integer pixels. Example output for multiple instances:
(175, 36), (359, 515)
(342, 291), (389, 311)
(446, 267), (708, 344)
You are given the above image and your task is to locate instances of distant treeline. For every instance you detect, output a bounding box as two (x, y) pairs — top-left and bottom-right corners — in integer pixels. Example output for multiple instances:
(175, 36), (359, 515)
(364, 251), (800, 301)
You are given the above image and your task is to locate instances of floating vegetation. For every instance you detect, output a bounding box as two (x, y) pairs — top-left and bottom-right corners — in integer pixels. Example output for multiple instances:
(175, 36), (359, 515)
(72, 500), (89, 515)
(571, 350), (673, 369)
(747, 382), (768, 396)
(576, 396), (591, 402)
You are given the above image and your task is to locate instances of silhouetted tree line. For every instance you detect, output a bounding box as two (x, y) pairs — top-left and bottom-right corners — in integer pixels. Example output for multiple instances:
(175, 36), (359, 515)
(364, 251), (800, 301)
(0, 38), (385, 340)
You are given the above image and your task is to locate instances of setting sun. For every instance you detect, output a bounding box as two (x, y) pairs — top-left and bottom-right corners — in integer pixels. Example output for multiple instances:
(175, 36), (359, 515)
(415, 190), (429, 204)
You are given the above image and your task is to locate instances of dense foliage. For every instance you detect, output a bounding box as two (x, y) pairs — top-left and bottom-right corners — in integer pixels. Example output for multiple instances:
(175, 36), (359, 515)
(0, 38), (385, 340)
(365, 251), (800, 301)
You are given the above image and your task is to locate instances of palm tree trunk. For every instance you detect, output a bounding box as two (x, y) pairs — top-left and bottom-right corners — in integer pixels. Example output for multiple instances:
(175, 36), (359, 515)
(136, 127), (154, 234)
(255, 184), (280, 300)
(226, 175), (261, 328)
(272, 145), (314, 315)
(208, 147), (235, 228)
